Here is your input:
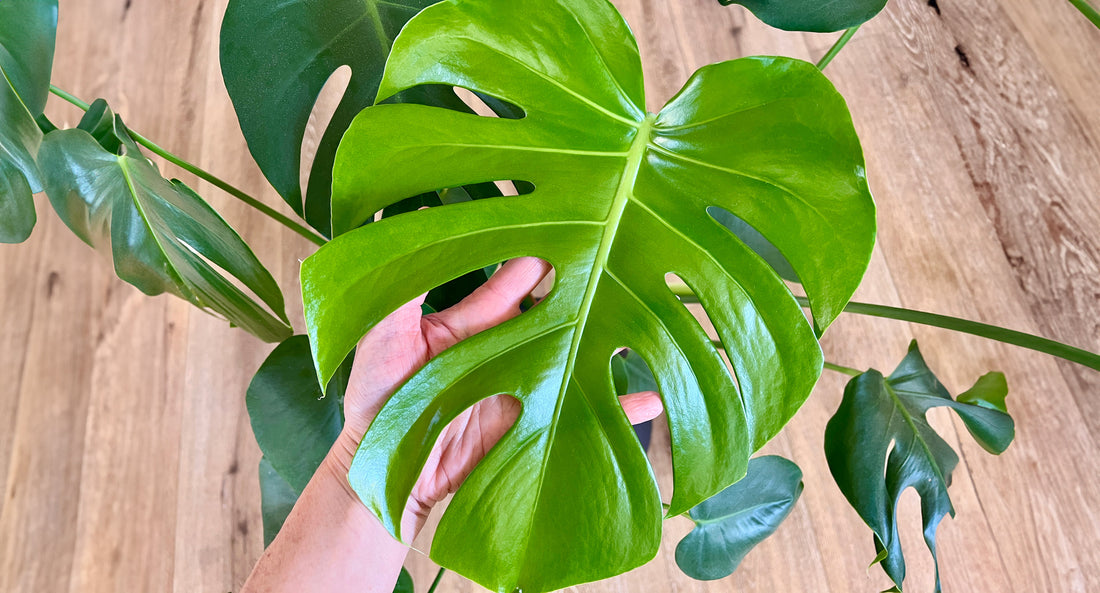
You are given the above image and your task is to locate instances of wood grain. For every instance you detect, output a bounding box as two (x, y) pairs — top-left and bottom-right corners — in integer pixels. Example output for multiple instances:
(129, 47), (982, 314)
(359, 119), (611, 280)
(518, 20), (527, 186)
(1, 0), (1098, 591)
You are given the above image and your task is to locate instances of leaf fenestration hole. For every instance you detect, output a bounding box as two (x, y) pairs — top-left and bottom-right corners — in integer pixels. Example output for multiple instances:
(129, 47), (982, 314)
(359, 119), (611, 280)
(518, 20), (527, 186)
(300, 65), (352, 197)
(452, 86), (525, 120)
(705, 206), (800, 284)
(175, 237), (284, 323)
(408, 392), (522, 551)
(664, 273), (738, 391)
(609, 350), (667, 497)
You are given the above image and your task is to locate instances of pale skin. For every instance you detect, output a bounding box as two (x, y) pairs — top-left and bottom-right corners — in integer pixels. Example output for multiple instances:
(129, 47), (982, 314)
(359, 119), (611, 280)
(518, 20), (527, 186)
(242, 257), (664, 592)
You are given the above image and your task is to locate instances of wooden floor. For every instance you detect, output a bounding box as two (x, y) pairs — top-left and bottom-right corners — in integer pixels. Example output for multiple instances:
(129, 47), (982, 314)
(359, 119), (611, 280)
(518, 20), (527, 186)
(2, 0), (1099, 591)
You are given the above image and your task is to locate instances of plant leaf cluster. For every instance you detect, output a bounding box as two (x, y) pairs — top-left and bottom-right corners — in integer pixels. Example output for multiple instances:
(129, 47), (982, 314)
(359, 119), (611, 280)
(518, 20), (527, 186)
(825, 341), (1014, 592)
(301, 0), (875, 590)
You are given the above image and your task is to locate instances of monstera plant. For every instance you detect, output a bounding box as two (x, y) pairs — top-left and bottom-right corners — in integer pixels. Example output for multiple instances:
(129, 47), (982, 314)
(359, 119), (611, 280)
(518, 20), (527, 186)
(3, 0), (1100, 591)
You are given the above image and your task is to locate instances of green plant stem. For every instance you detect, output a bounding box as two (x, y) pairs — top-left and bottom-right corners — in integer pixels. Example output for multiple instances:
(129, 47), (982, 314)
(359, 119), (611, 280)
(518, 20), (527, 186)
(823, 361), (863, 377)
(1069, 0), (1100, 28)
(672, 283), (1100, 372)
(427, 568), (446, 593)
(802, 297), (1100, 372)
(709, 338), (861, 376)
(48, 85), (326, 247)
(816, 25), (861, 70)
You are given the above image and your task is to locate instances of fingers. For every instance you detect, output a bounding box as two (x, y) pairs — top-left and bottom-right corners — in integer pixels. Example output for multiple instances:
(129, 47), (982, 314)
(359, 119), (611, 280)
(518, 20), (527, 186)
(428, 257), (551, 341)
(619, 391), (663, 424)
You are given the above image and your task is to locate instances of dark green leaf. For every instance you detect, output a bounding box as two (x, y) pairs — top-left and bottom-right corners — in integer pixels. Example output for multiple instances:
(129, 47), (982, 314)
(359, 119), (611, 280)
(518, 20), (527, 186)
(393, 568), (414, 593)
(247, 335), (347, 493)
(675, 455), (803, 580)
(0, 0), (56, 114)
(0, 0), (56, 243)
(824, 340), (1014, 592)
(37, 113), (292, 342)
(718, 0), (889, 32)
(258, 457), (299, 547)
(303, 0), (874, 590)
(0, 158), (35, 243)
(219, 0), (441, 234)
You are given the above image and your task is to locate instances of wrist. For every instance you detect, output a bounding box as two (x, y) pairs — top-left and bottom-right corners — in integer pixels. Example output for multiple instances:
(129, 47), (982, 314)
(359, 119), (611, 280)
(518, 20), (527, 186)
(321, 428), (431, 542)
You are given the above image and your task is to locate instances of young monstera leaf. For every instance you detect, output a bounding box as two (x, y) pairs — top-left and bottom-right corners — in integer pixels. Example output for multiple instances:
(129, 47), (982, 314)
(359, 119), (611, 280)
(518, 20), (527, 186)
(0, 0), (57, 243)
(37, 105), (292, 342)
(675, 455), (804, 581)
(302, 0), (875, 589)
(718, 0), (889, 33)
(825, 341), (1014, 592)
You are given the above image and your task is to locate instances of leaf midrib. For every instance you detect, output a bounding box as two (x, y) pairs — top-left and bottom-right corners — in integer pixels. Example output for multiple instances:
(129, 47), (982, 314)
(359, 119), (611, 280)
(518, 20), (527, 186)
(882, 380), (950, 492)
(514, 113), (655, 584)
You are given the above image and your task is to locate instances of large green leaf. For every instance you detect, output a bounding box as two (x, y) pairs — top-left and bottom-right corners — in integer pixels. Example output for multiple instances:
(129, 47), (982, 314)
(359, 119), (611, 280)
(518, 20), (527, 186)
(824, 341), (1014, 592)
(675, 455), (803, 581)
(0, 0), (56, 243)
(247, 335), (349, 493)
(37, 107), (291, 342)
(718, 0), (889, 32)
(302, 0), (875, 589)
(219, 0), (443, 235)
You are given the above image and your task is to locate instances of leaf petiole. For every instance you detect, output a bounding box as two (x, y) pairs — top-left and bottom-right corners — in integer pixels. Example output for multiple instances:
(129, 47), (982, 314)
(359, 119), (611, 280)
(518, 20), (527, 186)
(816, 25), (861, 71)
(427, 567), (446, 593)
(47, 85), (327, 247)
(1069, 0), (1100, 28)
(823, 361), (863, 377)
(675, 283), (1100, 372)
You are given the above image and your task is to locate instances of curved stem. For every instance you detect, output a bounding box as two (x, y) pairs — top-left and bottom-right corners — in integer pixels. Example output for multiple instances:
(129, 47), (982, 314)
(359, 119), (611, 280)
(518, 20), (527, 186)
(1069, 0), (1100, 28)
(710, 338), (862, 376)
(48, 85), (326, 247)
(801, 296), (1100, 372)
(427, 568), (446, 593)
(816, 25), (862, 70)
(823, 361), (863, 377)
(673, 283), (1100, 372)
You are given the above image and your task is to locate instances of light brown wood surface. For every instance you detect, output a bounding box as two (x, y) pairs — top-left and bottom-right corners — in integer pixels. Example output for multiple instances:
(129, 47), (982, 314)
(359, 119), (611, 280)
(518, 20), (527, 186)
(2, 0), (1098, 591)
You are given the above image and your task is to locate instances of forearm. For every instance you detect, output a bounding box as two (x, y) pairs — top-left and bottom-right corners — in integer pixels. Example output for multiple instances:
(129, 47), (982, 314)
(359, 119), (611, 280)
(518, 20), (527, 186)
(242, 433), (414, 593)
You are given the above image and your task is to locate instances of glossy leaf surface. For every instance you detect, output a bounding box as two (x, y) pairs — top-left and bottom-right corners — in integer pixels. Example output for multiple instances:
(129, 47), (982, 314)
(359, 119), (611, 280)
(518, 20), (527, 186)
(303, 0), (875, 589)
(247, 335), (348, 493)
(0, 0), (56, 243)
(675, 455), (803, 580)
(824, 341), (1014, 592)
(718, 0), (889, 32)
(37, 108), (291, 342)
(219, 0), (439, 234)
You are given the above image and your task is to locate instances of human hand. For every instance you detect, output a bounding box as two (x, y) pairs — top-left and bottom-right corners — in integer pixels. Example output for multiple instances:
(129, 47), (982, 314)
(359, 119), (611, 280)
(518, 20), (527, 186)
(326, 257), (664, 537)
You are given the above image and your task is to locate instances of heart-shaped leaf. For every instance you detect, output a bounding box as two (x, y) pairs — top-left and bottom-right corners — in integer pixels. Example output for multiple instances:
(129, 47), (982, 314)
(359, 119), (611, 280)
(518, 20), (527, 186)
(302, 0), (875, 589)
(675, 455), (803, 581)
(718, 0), (889, 32)
(824, 341), (1014, 592)
(248, 335), (350, 493)
(0, 0), (56, 243)
(37, 106), (291, 342)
